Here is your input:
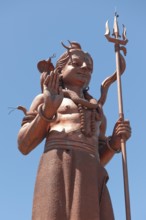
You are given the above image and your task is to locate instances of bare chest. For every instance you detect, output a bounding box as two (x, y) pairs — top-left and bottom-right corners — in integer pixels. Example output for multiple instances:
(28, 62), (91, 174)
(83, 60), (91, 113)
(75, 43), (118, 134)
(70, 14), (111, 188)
(50, 98), (100, 137)
(58, 98), (79, 114)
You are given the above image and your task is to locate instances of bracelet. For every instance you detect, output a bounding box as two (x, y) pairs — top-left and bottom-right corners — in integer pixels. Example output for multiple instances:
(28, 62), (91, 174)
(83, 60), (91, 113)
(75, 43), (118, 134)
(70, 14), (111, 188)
(38, 104), (57, 122)
(106, 136), (121, 153)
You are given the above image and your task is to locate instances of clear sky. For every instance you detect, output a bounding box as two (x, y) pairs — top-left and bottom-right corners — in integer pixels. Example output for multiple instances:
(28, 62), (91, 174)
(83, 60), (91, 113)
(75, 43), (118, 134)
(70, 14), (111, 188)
(1, 0), (145, 219)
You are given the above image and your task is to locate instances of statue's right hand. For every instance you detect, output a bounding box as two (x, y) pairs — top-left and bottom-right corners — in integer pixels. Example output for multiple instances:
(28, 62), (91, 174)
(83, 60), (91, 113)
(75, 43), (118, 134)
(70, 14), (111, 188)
(42, 71), (63, 118)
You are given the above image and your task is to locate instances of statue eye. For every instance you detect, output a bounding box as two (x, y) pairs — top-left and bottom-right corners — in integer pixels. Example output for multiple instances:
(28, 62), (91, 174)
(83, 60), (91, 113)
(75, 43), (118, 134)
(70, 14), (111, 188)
(72, 61), (81, 67)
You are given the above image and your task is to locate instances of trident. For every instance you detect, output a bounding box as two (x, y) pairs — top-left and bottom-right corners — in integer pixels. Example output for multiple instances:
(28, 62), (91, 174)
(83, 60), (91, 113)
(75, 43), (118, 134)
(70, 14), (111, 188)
(105, 13), (131, 220)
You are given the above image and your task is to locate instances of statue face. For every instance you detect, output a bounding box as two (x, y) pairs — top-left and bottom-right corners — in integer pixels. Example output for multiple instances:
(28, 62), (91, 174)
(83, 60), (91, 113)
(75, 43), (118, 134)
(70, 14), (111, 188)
(61, 50), (93, 89)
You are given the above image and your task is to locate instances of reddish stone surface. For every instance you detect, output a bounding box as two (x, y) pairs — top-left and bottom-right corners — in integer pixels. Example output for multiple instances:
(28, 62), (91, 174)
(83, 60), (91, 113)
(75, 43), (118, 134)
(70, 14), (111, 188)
(17, 42), (131, 220)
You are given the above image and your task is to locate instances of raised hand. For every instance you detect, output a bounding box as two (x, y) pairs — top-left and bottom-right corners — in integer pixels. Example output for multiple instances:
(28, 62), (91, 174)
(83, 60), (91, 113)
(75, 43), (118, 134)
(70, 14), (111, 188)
(42, 71), (63, 118)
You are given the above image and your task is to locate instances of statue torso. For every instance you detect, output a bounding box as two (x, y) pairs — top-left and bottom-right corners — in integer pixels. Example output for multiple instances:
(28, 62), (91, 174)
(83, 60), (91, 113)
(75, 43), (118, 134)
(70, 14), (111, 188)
(45, 97), (101, 148)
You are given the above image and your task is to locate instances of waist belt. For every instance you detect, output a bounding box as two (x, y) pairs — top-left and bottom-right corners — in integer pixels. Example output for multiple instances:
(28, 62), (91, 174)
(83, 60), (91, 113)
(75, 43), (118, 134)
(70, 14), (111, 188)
(44, 139), (98, 156)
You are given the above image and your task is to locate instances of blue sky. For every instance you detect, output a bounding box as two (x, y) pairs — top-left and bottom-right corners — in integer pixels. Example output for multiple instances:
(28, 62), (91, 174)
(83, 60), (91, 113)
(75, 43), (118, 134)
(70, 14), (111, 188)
(1, 0), (146, 219)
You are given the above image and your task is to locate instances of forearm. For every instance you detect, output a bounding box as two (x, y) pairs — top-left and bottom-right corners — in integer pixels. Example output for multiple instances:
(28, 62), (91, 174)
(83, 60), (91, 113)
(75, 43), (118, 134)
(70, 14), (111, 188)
(99, 136), (120, 166)
(18, 113), (49, 155)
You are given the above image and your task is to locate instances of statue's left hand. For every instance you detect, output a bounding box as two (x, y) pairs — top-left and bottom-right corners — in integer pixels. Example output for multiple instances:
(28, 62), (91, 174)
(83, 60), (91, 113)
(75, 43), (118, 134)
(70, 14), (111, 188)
(110, 119), (131, 149)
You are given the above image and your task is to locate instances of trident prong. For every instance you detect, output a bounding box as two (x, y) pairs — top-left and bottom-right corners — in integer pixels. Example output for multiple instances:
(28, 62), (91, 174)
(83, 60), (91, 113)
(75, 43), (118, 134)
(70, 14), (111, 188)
(105, 20), (110, 36)
(105, 13), (128, 46)
(112, 12), (121, 38)
(122, 24), (127, 41)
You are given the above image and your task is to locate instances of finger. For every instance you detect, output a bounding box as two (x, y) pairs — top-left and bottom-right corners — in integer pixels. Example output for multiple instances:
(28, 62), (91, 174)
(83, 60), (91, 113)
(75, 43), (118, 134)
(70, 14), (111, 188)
(54, 68), (60, 75)
(116, 119), (130, 125)
(115, 122), (131, 132)
(115, 127), (131, 139)
(124, 119), (130, 123)
(122, 121), (130, 127)
(115, 125), (131, 134)
(58, 86), (63, 96)
(44, 73), (52, 86)
(54, 74), (60, 92)
(116, 127), (131, 135)
(43, 74), (55, 95)
(116, 123), (131, 131)
(44, 71), (53, 85)
(51, 72), (58, 91)
(47, 71), (54, 88)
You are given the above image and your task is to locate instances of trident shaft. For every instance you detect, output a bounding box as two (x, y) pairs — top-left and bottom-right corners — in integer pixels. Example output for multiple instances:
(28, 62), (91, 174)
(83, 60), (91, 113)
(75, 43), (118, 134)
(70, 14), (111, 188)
(105, 13), (131, 220)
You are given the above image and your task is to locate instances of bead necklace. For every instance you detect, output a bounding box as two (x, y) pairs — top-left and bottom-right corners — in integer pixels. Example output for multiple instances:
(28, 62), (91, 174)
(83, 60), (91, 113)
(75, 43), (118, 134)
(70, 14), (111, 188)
(78, 103), (96, 137)
(63, 88), (102, 137)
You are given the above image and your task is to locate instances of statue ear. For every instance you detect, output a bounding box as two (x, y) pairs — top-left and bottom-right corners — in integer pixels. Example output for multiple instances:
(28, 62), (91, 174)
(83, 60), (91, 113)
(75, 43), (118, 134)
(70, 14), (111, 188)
(59, 75), (65, 89)
(57, 68), (62, 75)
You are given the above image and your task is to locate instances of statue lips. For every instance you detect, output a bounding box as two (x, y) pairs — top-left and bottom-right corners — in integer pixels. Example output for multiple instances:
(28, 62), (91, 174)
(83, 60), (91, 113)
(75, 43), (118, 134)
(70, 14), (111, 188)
(76, 72), (90, 82)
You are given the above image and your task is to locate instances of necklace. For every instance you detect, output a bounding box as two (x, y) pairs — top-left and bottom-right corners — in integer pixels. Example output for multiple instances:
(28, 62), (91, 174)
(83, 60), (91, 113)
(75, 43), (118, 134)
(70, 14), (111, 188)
(78, 103), (96, 137)
(63, 89), (102, 137)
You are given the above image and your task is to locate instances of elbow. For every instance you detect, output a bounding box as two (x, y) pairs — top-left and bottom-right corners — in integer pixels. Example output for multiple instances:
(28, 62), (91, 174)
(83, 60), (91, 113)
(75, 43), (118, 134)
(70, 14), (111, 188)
(99, 154), (113, 167)
(18, 143), (30, 155)
(17, 129), (33, 155)
(17, 138), (31, 155)
(18, 146), (30, 155)
(99, 158), (108, 167)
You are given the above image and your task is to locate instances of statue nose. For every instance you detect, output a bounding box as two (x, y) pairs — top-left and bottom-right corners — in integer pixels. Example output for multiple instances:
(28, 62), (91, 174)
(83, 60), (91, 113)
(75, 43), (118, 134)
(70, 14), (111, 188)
(81, 62), (88, 70)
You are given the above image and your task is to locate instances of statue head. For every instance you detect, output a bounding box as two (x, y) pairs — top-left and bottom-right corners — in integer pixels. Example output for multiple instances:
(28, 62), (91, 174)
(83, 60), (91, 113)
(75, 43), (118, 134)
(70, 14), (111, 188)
(39, 41), (93, 92)
(56, 41), (93, 74)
